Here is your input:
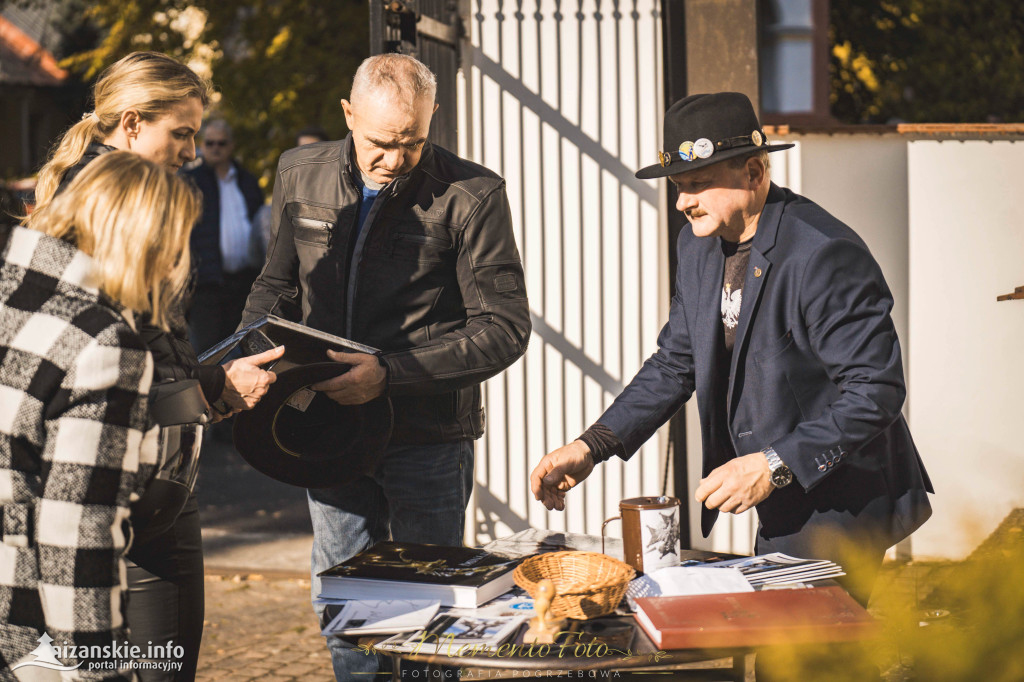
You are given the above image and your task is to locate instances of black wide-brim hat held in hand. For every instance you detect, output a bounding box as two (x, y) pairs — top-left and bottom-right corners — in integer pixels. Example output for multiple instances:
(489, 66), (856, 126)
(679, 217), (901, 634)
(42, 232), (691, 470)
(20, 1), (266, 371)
(233, 362), (393, 488)
(635, 92), (795, 180)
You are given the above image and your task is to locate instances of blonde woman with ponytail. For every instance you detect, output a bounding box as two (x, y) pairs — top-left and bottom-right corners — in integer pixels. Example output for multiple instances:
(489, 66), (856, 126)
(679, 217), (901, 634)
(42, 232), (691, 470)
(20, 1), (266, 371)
(24, 52), (283, 681)
(30, 50), (209, 219)
(1, 153), (199, 678)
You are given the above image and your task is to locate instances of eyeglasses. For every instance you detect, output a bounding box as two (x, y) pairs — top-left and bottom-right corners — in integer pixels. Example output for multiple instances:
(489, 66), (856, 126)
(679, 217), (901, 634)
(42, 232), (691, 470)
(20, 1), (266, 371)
(204, 140), (229, 148)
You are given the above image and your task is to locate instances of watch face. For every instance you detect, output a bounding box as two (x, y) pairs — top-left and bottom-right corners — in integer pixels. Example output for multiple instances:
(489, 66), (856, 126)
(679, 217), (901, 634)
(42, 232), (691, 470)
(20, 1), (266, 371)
(771, 466), (793, 487)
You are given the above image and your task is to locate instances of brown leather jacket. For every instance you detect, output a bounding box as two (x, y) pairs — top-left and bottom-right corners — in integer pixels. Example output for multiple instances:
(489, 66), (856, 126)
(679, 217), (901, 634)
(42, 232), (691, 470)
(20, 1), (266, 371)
(241, 137), (531, 445)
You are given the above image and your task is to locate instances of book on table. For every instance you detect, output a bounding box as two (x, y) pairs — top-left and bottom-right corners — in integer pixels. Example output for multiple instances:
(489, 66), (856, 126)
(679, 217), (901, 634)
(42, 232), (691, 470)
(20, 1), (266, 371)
(321, 599), (442, 636)
(376, 611), (528, 656)
(700, 552), (845, 586)
(316, 541), (520, 608)
(633, 585), (877, 650)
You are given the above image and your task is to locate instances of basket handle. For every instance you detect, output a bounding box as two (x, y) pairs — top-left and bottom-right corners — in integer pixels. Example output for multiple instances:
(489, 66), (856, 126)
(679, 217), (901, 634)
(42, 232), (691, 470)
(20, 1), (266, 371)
(600, 515), (621, 556)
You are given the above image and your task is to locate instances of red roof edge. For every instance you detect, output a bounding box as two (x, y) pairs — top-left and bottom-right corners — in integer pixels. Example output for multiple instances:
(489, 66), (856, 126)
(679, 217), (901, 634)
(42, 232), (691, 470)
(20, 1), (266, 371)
(0, 15), (69, 85)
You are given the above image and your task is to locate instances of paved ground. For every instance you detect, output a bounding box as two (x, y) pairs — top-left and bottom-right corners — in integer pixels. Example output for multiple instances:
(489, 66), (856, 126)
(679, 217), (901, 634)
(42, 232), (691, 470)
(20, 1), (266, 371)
(193, 434), (1024, 681)
(196, 432), (331, 680)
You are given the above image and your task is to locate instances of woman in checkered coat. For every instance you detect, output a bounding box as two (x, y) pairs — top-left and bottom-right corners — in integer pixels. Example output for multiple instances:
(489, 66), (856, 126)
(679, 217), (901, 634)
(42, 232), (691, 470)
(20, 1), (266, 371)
(0, 153), (200, 678)
(25, 53), (282, 681)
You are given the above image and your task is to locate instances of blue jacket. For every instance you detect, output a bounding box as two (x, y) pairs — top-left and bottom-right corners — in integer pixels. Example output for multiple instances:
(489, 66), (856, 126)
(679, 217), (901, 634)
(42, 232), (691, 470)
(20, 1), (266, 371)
(599, 183), (933, 549)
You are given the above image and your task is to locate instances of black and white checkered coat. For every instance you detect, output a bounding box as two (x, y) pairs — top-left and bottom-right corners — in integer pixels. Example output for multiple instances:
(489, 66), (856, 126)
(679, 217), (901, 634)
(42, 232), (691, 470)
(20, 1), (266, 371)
(0, 226), (159, 679)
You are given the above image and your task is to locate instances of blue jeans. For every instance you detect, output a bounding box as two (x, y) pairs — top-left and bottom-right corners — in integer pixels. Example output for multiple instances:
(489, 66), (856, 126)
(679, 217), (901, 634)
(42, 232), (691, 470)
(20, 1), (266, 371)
(308, 440), (475, 681)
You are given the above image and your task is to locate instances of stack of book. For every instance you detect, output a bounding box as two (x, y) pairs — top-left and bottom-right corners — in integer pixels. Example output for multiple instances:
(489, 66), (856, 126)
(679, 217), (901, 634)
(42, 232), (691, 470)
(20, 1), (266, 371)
(632, 586), (876, 649)
(701, 552), (845, 586)
(316, 541), (521, 609)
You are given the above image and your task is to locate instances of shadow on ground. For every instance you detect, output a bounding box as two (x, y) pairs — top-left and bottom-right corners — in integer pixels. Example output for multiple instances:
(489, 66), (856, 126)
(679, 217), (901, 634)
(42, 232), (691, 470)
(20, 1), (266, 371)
(196, 422), (314, 571)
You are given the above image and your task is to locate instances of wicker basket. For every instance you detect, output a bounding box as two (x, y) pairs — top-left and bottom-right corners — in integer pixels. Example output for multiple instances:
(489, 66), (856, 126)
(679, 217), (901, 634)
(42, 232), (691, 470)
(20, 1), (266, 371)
(513, 551), (635, 620)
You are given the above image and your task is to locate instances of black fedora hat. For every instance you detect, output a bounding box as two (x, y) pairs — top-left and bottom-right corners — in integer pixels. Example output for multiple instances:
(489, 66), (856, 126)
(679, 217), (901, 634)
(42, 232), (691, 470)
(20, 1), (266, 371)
(635, 92), (794, 180)
(232, 362), (393, 488)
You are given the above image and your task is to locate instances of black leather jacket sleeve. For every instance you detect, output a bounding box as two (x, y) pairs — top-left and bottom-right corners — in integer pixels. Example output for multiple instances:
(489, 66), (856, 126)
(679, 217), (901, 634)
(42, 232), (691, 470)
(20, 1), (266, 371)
(239, 169), (303, 324)
(383, 184), (531, 396)
(137, 318), (226, 402)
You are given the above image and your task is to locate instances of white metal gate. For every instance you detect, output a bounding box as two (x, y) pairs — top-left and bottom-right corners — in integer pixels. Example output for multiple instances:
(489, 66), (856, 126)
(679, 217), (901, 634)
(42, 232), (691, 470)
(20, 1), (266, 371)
(459, 0), (668, 544)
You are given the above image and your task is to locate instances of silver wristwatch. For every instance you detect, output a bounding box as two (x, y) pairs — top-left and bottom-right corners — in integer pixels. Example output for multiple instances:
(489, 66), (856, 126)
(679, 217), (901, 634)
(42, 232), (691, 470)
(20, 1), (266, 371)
(762, 446), (793, 488)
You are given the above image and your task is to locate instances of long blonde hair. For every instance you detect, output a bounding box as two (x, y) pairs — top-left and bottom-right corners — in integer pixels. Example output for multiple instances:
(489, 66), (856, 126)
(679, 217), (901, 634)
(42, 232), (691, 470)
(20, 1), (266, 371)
(35, 152), (201, 331)
(31, 51), (211, 216)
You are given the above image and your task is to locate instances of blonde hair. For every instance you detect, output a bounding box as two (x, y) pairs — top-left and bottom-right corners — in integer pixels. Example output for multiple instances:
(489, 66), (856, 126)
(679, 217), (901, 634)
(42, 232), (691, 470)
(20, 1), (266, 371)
(350, 53), (436, 107)
(31, 51), (211, 216)
(34, 152), (201, 331)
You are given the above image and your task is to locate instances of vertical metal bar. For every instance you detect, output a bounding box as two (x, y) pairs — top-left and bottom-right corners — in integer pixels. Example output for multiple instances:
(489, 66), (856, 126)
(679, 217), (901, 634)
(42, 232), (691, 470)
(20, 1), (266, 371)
(514, 0), (528, 523)
(574, 0), (587, 527)
(495, 0), (512, 511)
(533, 0), (549, 477)
(369, 0), (385, 55)
(553, 0), (566, 534)
(612, 0), (625, 490)
(660, 0), (690, 547)
(593, 0), (608, 513)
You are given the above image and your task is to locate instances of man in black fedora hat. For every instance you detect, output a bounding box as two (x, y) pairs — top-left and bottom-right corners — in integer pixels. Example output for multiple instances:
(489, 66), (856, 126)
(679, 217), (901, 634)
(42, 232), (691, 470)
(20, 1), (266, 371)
(531, 92), (933, 606)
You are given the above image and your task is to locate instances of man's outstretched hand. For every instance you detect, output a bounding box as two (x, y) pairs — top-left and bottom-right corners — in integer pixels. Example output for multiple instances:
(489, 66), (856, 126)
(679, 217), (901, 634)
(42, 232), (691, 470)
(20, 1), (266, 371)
(530, 440), (595, 511)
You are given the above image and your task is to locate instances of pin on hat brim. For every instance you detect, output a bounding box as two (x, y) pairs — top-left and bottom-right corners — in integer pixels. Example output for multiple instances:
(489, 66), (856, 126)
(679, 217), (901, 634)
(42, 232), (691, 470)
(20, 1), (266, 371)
(635, 141), (795, 180)
(232, 362), (393, 488)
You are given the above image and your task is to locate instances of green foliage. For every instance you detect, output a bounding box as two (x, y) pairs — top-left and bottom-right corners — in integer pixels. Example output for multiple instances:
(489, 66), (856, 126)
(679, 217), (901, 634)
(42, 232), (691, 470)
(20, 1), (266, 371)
(51, 0), (368, 185)
(830, 0), (1024, 123)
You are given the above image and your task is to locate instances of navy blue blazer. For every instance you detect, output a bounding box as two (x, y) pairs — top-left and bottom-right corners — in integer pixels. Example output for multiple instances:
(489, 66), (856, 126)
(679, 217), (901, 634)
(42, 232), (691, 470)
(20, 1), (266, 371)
(599, 183), (932, 550)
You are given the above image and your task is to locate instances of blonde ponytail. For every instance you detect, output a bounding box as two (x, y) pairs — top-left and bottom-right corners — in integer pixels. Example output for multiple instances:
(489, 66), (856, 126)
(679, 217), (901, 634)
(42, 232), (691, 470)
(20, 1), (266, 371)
(27, 51), (211, 224)
(32, 117), (104, 216)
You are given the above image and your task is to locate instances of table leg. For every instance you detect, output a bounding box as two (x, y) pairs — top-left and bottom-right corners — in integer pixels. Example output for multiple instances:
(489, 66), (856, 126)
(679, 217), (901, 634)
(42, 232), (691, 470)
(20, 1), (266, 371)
(733, 652), (754, 682)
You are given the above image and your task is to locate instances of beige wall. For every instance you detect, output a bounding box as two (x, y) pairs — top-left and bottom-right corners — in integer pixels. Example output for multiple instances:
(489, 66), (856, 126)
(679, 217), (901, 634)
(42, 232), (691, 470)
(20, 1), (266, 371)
(906, 140), (1024, 559)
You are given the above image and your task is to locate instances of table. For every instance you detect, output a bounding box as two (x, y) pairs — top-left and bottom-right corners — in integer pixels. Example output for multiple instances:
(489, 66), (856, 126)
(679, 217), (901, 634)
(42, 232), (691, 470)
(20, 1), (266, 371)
(356, 534), (871, 681)
(372, 544), (759, 681)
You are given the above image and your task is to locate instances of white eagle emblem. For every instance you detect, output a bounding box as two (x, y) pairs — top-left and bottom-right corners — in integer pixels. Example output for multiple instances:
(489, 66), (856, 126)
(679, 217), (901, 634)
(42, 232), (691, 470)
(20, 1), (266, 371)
(722, 283), (742, 329)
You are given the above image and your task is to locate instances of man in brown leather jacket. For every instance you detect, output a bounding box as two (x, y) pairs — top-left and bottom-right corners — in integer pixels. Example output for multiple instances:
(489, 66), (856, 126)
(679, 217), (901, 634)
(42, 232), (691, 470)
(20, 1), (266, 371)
(240, 54), (530, 680)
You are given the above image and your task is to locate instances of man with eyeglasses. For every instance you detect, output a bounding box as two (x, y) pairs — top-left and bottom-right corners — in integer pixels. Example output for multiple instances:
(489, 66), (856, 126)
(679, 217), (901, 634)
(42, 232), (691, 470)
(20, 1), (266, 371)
(185, 119), (265, 357)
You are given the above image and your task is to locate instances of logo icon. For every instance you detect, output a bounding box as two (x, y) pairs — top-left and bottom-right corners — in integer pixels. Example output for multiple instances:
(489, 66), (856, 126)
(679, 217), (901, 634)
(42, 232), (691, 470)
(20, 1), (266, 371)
(678, 141), (696, 162)
(11, 633), (83, 672)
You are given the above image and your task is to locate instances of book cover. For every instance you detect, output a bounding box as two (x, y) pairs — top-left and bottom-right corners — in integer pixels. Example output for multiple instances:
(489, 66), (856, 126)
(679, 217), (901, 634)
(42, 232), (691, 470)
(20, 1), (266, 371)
(321, 599), (441, 636)
(198, 314), (380, 372)
(377, 612), (528, 656)
(633, 586), (877, 650)
(317, 542), (520, 608)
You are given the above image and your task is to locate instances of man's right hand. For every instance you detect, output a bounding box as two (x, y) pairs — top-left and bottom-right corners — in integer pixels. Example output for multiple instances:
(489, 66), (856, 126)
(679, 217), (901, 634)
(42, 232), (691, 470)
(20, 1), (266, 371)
(529, 440), (595, 511)
(220, 345), (285, 410)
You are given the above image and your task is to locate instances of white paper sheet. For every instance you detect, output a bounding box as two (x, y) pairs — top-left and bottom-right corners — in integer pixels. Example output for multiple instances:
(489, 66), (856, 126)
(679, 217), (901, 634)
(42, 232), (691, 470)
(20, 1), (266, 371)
(625, 566), (753, 610)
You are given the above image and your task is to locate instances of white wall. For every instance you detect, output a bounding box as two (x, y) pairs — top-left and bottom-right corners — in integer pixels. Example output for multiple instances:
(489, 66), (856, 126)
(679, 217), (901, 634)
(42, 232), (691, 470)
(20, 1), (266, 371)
(906, 140), (1024, 559)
